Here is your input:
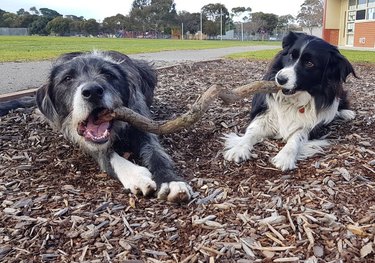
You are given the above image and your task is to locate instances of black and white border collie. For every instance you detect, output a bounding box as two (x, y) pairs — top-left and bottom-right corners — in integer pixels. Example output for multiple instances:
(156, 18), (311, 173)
(36, 50), (192, 202)
(224, 32), (357, 171)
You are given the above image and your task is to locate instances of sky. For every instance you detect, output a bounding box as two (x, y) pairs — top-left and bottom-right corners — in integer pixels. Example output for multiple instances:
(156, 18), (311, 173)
(1, 0), (304, 22)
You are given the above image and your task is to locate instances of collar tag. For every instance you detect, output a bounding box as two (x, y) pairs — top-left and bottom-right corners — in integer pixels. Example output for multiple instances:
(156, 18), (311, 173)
(299, 107), (305, 113)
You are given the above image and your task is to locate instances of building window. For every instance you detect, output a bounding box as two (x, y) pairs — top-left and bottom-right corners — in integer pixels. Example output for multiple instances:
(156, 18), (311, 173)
(368, 7), (375, 19)
(357, 0), (367, 9)
(348, 11), (356, 21)
(369, 0), (375, 7)
(347, 35), (354, 46)
(347, 22), (355, 33)
(356, 9), (366, 19)
(349, 0), (356, 9)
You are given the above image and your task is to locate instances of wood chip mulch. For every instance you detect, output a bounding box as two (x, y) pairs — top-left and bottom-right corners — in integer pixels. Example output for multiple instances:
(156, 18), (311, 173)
(0, 59), (374, 263)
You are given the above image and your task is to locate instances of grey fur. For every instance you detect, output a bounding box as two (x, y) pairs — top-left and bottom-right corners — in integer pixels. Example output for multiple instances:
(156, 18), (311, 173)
(36, 50), (188, 200)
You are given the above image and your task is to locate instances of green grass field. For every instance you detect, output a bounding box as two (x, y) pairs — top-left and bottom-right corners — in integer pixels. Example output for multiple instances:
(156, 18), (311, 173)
(0, 36), (279, 62)
(1, 36), (374, 63)
(228, 48), (375, 63)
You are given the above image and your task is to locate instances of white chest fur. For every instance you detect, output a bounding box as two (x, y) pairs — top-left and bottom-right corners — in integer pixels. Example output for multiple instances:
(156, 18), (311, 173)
(266, 91), (339, 140)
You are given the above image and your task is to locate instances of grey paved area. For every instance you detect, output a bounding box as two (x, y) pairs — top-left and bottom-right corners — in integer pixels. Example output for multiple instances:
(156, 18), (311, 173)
(0, 45), (279, 95)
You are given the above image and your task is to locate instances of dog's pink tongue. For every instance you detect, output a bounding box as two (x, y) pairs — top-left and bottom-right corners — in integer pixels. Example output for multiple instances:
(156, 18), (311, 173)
(86, 118), (110, 137)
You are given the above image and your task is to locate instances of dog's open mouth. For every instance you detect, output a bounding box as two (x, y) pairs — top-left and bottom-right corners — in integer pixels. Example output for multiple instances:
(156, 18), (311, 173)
(281, 88), (297, 95)
(77, 108), (113, 144)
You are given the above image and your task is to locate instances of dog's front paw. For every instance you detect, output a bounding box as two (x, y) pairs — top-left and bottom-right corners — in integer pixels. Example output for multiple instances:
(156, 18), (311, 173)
(272, 152), (297, 171)
(121, 167), (157, 196)
(337, 109), (356, 121)
(157, 181), (193, 203)
(223, 133), (252, 163)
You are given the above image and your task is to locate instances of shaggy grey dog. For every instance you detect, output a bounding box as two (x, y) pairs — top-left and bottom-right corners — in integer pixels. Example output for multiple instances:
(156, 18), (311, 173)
(36, 50), (192, 202)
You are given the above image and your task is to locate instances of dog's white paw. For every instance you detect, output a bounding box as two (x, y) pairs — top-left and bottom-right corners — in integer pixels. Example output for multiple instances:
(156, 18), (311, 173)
(120, 167), (157, 196)
(223, 133), (252, 163)
(158, 181), (192, 203)
(272, 152), (297, 171)
(337, 109), (356, 121)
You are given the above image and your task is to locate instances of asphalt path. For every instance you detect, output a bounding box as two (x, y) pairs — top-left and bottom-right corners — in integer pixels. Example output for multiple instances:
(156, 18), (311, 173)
(0, 45), (279, 95)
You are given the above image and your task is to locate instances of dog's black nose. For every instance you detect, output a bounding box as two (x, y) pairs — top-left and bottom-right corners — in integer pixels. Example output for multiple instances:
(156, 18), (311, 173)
(276, 75), (288, 86)
(82, 85), (104, 101)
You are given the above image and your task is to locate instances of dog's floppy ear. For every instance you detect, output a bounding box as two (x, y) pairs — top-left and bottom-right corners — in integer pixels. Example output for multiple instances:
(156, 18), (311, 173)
(36, 83), (59, 125)
(36, 52), (84, 125)
(265, 31), (305, 79)
(55, 52), (84, 65)
(282, 31), (305, 50)
(325, 50), (358, 83)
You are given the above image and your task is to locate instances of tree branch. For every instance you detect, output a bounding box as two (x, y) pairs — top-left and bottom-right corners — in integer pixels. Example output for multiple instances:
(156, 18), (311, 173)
(97, 80), (279, 134)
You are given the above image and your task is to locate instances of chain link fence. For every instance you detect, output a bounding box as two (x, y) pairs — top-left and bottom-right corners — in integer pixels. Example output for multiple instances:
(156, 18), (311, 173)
(0, 28), (29, 36)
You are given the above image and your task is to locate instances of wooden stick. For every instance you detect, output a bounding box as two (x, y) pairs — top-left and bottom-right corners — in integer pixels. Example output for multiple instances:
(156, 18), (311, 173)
(97, 80), (279, 134)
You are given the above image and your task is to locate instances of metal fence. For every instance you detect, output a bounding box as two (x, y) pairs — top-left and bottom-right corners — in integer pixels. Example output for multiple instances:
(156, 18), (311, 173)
(0, 28), (29, 36)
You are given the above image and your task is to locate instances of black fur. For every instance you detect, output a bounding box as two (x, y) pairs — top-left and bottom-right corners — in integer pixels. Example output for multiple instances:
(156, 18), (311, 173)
(252, 31), (357, 137)
(36, 51), (189, 201)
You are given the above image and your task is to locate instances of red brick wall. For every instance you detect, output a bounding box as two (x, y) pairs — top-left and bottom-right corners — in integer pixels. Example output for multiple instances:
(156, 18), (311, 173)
(354, 22), (375, 48)
(323, 29), (339, 46)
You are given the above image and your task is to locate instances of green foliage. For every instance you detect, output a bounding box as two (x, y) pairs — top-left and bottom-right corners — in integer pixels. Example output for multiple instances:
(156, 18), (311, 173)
(46, 17), (70, 36)
(1, 12), (21, 27)
(202, 3), (228, 21)
(251, 12), (279, 34)
(102, 14), (131, 34)
(203, 20), (219, 36)
(178, 11), (200, 34)
(297, 0), (324, 33)
(39, 8), (62, 19)
(29, 16), (50, 35)
(0, 2), (300, 39)
(278, 15), (295, 29)
(29, 7), (39, 16)
(201, 3), (229, 36)
(129, 0), (178, 33)
(231, 7), (252, 22)
(83, 19), (100, 36)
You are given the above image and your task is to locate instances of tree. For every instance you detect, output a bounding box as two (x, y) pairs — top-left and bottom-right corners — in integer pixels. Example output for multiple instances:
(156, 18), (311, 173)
(102, 14), (131, 34)
(46, 16), (70, 36)
(150, 0), (178, 33)
(177, 11), (200, 34)
(231, 6), (251, 22)
(1, 12), (21, 27)
(251, 12), (278, 35)
(30, 6), (40, 15)
(297, 0), (323, 35)
(132, 0), (150, 9)
(69, 20), (84, 35)
(0, 9), (6, 27)
(15, 9), (39, 28)
(129, 0), (178, 34)
(203, 20), (219, 37)
(39, 8), (62, 19)
(277, 14), (295, 34)
(82, 19), (100, 36)
(29, 16), (50, 35)
(65, 15), (84, 21)
(201, 3), (229, 36)
(17, 8), (30, 16)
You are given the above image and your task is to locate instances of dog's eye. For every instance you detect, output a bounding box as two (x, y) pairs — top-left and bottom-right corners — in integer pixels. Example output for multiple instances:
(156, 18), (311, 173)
(305, 61), (314, 68)
(63, 75), (73, 82)
(104, 73), (114, 79)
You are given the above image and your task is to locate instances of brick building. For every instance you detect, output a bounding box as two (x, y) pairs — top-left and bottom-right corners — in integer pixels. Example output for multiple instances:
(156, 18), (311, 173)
(323, 0), (375, 48)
